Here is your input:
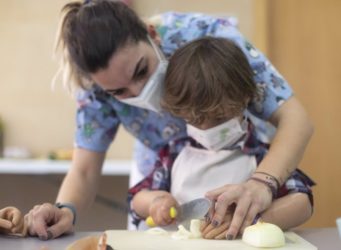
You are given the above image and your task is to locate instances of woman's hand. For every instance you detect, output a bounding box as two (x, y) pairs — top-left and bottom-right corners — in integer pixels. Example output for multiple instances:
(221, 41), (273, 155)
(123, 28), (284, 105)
(205, 179), (273, 239)
(0, 206), (27, 236)
(25, 203), (74, 240)
(148, 193), (178, 226)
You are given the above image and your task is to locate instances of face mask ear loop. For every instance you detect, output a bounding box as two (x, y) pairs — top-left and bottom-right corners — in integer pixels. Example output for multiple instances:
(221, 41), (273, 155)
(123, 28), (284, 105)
(147, 35), (165, 61)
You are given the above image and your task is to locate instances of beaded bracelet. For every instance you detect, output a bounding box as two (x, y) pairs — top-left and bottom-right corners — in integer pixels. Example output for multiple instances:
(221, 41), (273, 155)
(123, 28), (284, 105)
(249, 176), (278, 199)
(254, 171), (281, 189)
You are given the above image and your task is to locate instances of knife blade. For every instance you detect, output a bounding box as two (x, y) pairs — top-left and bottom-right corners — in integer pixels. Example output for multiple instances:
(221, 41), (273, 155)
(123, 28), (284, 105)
(176, 198), (211, 224)
(145, 198), (211, 227)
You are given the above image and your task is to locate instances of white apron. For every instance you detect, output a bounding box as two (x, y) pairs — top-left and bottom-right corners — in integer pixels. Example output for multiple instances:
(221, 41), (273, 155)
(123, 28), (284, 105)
(171, 145), (257, 204)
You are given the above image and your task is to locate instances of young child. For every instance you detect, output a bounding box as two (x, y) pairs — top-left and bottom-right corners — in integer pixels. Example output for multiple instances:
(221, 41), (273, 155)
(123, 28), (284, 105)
(0, 206), (27, 237)
(128, 37), (315, 239)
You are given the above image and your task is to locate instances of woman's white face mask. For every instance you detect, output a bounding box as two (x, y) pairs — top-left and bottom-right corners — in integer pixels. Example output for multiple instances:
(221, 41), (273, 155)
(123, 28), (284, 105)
(186, 117), (248, 151)
(120, 37), (168, 112)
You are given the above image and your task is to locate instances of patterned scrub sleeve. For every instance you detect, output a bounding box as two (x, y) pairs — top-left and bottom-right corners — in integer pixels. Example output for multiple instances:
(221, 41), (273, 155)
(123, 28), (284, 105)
(75, 86), (120, 152)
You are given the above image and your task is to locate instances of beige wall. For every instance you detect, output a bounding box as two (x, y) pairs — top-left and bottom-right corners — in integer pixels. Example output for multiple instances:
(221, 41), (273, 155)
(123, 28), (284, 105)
(133, 0), (268, 53)
(0, 0), (264, 159)
(268, 0), (341, 228)
(0, 0), (133, 159)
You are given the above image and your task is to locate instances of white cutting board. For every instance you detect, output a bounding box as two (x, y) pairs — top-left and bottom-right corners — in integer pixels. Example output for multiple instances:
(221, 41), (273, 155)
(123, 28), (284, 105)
(105, 230), (317, 250)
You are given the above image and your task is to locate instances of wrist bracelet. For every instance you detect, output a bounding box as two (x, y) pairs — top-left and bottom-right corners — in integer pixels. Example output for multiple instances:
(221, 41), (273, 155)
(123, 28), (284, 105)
(249, 177), (278, 199)
(254, 171), (281, 189)
(55, 202), (76, 225)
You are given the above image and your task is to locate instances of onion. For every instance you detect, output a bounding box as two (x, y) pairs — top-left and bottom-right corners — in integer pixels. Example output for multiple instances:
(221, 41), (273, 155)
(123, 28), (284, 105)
(171, 219), (203, 240)
(242, 221), (285, 248)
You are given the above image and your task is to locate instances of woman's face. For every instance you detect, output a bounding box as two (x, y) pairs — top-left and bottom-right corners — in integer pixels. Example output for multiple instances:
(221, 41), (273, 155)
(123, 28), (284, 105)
(90, 39), (160, 100)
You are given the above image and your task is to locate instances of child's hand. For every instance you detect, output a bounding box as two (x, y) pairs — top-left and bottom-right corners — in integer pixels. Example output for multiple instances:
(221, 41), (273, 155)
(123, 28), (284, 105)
(148, 193), (178, 226)
(201, 212), (233, 240)
(0, 206), (27, 236)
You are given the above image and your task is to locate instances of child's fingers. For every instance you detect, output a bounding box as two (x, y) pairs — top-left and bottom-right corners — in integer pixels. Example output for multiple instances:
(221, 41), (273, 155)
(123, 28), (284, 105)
(214, 229), (229, 240)
(203, 222), (229, 239)
(158, 205), (173, 225)
(0, 218), (12, 229)
(201, 223), (215, 236)
(200, 219), (210, 232)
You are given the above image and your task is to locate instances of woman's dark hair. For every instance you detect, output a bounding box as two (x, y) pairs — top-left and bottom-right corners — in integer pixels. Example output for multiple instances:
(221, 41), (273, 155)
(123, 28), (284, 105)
(54, 0), (148, 89)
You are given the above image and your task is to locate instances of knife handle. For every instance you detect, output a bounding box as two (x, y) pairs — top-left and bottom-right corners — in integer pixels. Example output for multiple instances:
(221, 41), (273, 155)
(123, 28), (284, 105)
(145, 207), (177, 227)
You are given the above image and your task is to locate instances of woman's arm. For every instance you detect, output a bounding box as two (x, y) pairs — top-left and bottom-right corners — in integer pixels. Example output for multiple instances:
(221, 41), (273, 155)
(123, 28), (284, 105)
(206, 96), (314, 239)
(57, 148), (105, 213)
(258, 96), (314, 184)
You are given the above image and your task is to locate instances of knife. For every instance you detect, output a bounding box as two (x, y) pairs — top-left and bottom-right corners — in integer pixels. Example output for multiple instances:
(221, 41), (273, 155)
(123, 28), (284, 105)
(145, 198), (211, 227)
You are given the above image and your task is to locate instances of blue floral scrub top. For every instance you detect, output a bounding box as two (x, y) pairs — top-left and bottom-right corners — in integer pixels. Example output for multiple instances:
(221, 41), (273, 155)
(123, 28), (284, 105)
(75, 12), (293, 174)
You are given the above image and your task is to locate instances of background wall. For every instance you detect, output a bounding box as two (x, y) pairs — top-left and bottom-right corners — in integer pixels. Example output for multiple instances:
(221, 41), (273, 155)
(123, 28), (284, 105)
(0, 0), (267, 160)
(133, 0), (269, 53)
(0, 0), (133, 159)
(267, 0), (341, 228)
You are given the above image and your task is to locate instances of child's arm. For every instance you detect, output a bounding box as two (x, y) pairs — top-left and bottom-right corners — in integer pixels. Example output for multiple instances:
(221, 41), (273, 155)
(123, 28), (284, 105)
(132, 190), (178, 226)
(201, 192), (312, 239)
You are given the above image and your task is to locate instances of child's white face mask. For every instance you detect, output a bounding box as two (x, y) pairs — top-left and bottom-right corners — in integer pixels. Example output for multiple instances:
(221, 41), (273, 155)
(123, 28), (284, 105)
(186, 117), (247, 151)
(120, 37), (168, 113)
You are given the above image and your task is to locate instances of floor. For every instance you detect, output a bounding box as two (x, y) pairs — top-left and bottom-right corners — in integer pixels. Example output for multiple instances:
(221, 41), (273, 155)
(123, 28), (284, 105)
(0, 174), (130, 231)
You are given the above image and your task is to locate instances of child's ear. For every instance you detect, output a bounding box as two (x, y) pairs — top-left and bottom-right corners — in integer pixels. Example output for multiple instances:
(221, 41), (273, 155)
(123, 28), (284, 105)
(147, 25), (161, 46)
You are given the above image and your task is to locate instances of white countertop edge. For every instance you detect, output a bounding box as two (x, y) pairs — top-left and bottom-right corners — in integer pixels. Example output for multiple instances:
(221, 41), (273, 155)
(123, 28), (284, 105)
(0, 159), (132, 175)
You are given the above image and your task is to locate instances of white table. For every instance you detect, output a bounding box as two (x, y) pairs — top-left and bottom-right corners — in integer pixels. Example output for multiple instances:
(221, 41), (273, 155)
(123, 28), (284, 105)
(0, 228), (340, 250)
(0, 159), (132, 175)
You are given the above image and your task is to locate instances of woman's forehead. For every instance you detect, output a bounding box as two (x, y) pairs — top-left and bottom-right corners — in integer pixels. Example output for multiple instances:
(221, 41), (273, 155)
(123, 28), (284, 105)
(91, 41), (152, 88)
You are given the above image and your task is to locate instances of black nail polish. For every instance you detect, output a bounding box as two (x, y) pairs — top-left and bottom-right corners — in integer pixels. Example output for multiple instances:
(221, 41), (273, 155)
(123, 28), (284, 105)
(39, 235), (47, 241)
(212, 220), (219, 227)
(47, 230), (53, 240)
(226, 234), (233, 240)
(204, 214), (210, 223)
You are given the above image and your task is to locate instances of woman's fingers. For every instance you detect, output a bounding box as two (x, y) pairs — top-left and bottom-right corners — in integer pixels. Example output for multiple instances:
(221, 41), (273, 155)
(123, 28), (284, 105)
(239, 203), (261, 234)
(206, 199), (216, 223)
(47, 212), (74, 240)
(26, 203), (73, 240)
(224, 194), (254, 239)
(205, 185), (232, 200)
(210, 189), (242, 227)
